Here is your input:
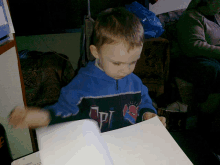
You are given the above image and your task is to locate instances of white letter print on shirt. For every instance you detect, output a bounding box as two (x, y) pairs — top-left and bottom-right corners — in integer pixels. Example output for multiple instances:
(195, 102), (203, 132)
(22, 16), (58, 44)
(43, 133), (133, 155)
(89, 105), (115, 130)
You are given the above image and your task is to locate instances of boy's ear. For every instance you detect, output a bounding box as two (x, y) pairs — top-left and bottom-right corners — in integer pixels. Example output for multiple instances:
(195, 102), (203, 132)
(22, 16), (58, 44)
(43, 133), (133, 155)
(90, 45), (99, 59)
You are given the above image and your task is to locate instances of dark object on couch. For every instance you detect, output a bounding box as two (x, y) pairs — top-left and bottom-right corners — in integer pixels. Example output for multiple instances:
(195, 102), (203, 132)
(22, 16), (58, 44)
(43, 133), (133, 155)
(19, 50), (76, 109)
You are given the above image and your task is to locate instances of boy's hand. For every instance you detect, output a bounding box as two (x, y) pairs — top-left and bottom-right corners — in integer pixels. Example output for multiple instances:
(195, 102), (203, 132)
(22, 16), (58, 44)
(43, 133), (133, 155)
(8, 106), (51, 129)
(143, 112), (166, 127)
(8, 106), (28, 129)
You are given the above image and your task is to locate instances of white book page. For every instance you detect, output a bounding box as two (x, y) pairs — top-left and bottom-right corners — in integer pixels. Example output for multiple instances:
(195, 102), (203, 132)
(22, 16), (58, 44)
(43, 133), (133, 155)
(36, 119), (113, 165)
(11, 152), (41, 165)
(102, 116), (193, 165)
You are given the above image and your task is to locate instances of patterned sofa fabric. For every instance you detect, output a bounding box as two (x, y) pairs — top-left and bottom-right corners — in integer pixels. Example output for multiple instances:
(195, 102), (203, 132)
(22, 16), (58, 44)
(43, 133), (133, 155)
(133, 37), (170, 99)
(19, 51), (76, 108)
(156, 8), (186, 59)
(132, 9), (188, 101)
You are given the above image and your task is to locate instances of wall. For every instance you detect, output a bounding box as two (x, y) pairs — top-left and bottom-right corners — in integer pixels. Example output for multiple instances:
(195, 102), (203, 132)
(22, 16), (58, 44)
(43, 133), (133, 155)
(0, 46), (33, 160)
(15, 33), (81, 70)
(1, 0), (33, 161)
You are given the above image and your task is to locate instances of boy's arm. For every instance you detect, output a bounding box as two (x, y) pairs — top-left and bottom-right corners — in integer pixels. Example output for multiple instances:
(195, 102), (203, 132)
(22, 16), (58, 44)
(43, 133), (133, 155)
(8, 103), (80, 129)
(9, 77), (85, 129)
(25, 108), (51, 128)
(137, 84), (166, 127)
(42, 80), (87, 126)
(8, 106), (51, 129)
(43, 106), (83, 126)
(136, 84), (157, 123)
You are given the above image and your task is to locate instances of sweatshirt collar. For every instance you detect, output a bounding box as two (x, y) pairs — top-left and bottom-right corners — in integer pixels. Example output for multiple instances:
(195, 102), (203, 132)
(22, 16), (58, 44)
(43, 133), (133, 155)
(78, 60), (131, 82)
(78, 60), (115, 82)
(95, 58), (104, 72)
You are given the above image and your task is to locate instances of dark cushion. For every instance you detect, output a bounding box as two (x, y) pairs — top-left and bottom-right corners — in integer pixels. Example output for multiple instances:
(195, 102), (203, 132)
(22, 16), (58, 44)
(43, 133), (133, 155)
(19, 50), (76, 108)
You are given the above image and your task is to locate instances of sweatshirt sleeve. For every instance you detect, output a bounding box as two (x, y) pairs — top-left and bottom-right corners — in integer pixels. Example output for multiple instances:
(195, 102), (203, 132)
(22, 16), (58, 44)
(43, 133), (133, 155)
(177, 11), (220, 60)
(136, 83), (157, 123)
(42, 78), (88, 126)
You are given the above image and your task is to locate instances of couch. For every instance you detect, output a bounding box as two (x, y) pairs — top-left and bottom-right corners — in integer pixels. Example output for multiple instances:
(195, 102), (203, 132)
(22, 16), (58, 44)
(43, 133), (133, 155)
(155, 8), (199, 128)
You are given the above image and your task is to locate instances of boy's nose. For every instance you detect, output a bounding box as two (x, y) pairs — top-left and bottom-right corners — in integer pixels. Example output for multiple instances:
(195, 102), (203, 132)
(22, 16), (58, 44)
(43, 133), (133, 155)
(120, 66), (130, 75)
(122, 64), (130, 71)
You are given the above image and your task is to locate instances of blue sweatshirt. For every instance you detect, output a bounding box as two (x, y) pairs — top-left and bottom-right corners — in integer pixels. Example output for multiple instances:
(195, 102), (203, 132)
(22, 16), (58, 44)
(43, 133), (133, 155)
(44, 60), (157, 133)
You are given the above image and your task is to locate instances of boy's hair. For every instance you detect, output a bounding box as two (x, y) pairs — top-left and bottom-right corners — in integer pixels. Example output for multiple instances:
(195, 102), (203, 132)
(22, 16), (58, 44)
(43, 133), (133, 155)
(91, 7), (144, 53)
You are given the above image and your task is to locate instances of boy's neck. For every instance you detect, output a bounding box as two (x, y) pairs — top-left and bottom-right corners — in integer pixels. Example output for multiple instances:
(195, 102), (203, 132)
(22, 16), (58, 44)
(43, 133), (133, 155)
(95, 58), (104, 71)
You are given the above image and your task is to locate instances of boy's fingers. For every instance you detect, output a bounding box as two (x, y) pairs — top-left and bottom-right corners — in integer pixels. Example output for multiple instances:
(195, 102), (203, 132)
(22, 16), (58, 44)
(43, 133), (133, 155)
(144, 112), (157, 120)
(8, 106), (27, 127)
(160, 116), (166, 123)
(152, 113), (157, 117)
(159, 116), (166, 126)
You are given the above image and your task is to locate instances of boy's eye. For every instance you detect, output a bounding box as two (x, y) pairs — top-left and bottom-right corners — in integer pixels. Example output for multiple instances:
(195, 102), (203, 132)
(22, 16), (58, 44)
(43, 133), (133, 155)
(113, 62), (121, 66)
(131, 61), (137, 65)
(113, 61), (137, 66)
(130, 61), (137, 65)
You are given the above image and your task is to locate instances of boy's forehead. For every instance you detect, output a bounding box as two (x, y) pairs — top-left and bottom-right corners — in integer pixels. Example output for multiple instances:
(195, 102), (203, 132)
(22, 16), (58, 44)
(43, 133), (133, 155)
(103, 44), (142, 63)
(102, 42), (142, 56)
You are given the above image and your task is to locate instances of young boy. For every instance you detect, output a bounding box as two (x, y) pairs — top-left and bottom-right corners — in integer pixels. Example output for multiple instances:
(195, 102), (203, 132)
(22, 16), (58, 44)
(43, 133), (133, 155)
(8, 7), (166, 133)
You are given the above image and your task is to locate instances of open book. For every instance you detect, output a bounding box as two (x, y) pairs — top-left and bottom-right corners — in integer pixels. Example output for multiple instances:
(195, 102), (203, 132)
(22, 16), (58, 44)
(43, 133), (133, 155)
(12, 116), (193, 165)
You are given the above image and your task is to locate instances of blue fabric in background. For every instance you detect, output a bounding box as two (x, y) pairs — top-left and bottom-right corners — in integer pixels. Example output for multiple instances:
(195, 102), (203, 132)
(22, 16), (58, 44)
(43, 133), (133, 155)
(18, 49), (30, 59)
(125, 1), (164, 39)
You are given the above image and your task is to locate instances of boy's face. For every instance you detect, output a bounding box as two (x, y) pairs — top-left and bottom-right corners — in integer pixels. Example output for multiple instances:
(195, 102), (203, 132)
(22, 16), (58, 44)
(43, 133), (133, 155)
(90, 42), (143, 80)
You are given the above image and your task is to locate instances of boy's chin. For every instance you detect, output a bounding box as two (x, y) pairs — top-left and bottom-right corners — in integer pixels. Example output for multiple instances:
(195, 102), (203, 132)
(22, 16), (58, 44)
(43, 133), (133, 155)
(115, 76), (124, 79)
